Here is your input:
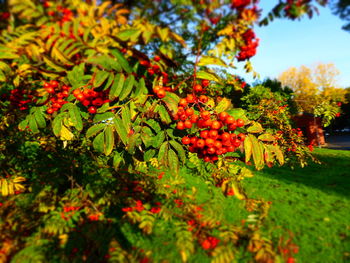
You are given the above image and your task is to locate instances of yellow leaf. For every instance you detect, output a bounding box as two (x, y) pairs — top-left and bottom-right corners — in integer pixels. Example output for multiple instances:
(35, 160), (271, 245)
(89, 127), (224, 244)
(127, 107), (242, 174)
(60, 125), (74, 140)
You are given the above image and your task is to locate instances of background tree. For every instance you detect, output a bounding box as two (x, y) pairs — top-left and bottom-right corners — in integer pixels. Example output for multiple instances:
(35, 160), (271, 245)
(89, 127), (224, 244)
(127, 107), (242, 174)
(278, 63), (346, 126)
(330, 0), (350, 31)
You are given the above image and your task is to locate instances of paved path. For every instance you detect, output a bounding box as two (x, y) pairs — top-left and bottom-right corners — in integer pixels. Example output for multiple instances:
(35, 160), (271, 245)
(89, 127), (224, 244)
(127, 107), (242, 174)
(324, 134), (350, 150)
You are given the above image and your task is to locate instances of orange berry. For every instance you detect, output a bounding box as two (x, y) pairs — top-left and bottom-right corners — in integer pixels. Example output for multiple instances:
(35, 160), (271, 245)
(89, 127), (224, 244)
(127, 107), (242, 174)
(201, 111), (211, 120)
(185, 108), (194, 116)
(157, 89), (166, 98)
(225, 116), (235, 124)
(177, 121), (185, 130)
(218, 112), (229, 121)
(211, 121), (221, 130)
(194, 84), (203, 93)
(199, 95), (208, 103)
(179, 98), (188, 107)
(184, 120), (192, 129)
(236, 118), (244, 127)
(182, 136), (191, 145)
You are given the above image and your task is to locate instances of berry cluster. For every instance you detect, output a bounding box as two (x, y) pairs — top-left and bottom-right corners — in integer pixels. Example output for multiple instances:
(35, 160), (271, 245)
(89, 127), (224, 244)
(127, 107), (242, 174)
(60, 205), (80, 221)
(72, 88), (110, 114)
(44, 80), (70, 114)
(9, 88), (34, 111)
(0, 12), (10, 20)
(236, 29), (259, 61)
(46, 3), (74, 25)
(231, 0), (252, 9)
(175, 81), (246, 162)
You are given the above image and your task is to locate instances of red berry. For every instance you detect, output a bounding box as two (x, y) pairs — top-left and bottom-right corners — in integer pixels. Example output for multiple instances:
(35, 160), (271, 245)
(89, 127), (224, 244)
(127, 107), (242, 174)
(184, 120), (192, 129)
(194, 84), (203, 93)
(179, 98), (188, 107)
(201, 79), (210, 87)
(154, 55), (161, 62)
(225, 116), (235, 124)
(236, 118), (244, 127)
(50, 80), (59, 88)
(209, 130), (218, 139)
(88, 106), (97, 114)
(218, 112), (228, 121)
(201, 111), (211, 120)
(182, 136), (191, 145)
(177, 121), (185, 130)
(185, 108), (194, 116)
(199, 95), (208, 103)
(211, 121), (221, 130)
(196, 139), (205, 148)
(157, 89), (166, 99)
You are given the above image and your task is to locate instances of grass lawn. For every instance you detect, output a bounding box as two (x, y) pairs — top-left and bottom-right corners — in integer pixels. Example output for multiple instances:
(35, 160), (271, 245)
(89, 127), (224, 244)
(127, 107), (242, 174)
(243, 148), (350, 262)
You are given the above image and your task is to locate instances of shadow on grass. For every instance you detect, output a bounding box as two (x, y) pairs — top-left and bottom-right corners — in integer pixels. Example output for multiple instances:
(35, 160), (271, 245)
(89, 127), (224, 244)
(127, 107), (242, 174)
(255, 149), (350, 199)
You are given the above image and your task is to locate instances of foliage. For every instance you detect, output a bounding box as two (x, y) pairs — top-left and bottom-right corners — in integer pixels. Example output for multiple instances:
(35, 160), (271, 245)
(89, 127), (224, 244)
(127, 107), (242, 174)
(278, 63), (347, 126)
(241, 85), (316, 167)
(0, 0), (330, 262)
(330, 0), (350, 31)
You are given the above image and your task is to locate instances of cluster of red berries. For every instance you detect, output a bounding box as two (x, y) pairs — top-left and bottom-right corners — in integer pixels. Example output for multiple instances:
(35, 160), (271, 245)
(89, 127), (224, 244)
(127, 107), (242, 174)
(236, 29), (259, 61)
(0, 12), (10, 20)
(44, 80), (70, 114)
(46, 3), (74, 25)
(122, 200), (162, 214)
(9, 88), (34, 111)
(201, 236), (220, 250)
(72, 88), (110, 114)
(174, 81), (246, 162)
(88, 214), (100, 221)
(60, 205), (80, 221)
(231, 0), (253, 9)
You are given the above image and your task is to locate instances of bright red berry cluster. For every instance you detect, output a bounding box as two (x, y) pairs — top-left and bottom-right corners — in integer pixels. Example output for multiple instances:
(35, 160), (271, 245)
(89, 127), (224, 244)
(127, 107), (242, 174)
(44, 80), (70, 114)
(72, 88), (110, 114)
(175, 81), (246, 162)
(201, 236), (220, 250)
(236, 29), (259, 61)
(231, 0), (252, 9)
(8, 88), (34, 111)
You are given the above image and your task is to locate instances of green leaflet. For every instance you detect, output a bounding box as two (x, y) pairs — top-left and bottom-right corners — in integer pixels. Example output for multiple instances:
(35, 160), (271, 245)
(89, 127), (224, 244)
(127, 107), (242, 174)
(104, 125), (114, 156)
(119, 75), (135, 100)
(67, 104), (83, 131)
(247, 121), (263, 133)
(93, 132), (104, 153)
(168, 149), (179, 174)
(86, 123), (105, 138)
(158, 141), (168, 165)
(109, 73), (125, 100)
(244, 135), (253, 164)
(114, 116), (128, 145)
(169, 140), (186, 163)
(93, 70), (110, 88)
(110, 49), (132, 73)
(198, 56), (227, 67)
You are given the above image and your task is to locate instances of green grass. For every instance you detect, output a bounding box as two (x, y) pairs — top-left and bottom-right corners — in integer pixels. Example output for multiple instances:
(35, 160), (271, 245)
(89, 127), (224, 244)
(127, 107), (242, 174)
(242, 148), (350, 263)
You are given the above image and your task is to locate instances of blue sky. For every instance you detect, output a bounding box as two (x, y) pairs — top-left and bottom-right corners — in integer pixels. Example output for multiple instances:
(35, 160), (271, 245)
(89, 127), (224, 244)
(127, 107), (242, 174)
(237, 1), (350, 88)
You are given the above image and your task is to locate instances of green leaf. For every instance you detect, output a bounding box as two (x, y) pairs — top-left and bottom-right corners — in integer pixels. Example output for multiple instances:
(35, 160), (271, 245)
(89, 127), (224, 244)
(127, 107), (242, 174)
(110, 49), (132, 73)
(144, 149), (156, 162)
(52, 115), (63, 137)
(28, 115), (39, 133)
(113, 152), (124, 170)
(274, 144), (284, 165)
(162, 92), (180, 115)
(169, 140), (186, 163)
(258, 133), (275, 142)
(247, 121), (263, 133)
(67, 63), (85, 87)
(18, 119), (29, 131)
(116, 29), (141, 41)
(119, 75), (135, 100)
(93, 70), (110, 87)
(146, 119), (161, 133)
(158, 142), (168, 165)
(196, 70), (220, 82)
(227, 108), (249, 122)
(168, 149), (179, 174)
(93, 112), (115, 123)
(67, 104), (83, 131)
(34, 109), (46, 129)
(156, 105), (171, 124)
(109, 73), (125, 100)
(249, 134), (264, 170)
(244, 135), (253, 163)
(104, 125), (114, 156)
(114, 116), (128, 145)
(126, 133), (140, 154)
(86, 123), (105, 138)
(214, 98), (232, 113)
(152, 131), (165, 148)
(198, 56), (227, 67)
(60, 125), (74, 140)
(93, 132), (105, 153)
